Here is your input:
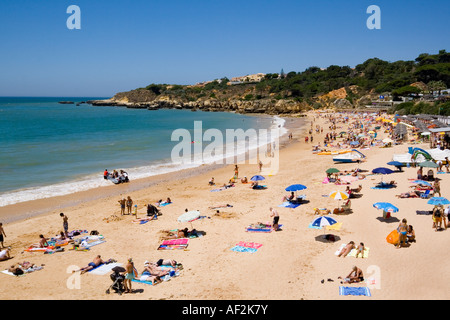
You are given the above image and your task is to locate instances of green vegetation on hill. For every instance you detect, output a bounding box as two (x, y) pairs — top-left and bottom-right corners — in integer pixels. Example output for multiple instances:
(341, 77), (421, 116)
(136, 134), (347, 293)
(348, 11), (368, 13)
(130, 50), (450, 113)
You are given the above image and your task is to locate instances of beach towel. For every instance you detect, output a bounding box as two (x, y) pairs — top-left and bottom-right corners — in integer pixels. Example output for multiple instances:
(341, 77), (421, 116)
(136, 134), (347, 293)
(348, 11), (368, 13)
(231, 241), (263, 253)
(371, 185), (396, 190)
(88, 262), (122, 276)
(308, 223), (322, 230)
(339, 286), (371, 297)
(278, 202), (300, 208)
(416, 210), (433, 215)
(230, 246), (258, 253)
(156, 202), (172, 207)
(158, 238), (189, 250)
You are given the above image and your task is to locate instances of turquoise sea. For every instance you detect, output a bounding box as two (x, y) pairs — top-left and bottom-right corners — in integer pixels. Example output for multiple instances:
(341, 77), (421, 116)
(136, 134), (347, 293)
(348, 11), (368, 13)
(0, 97), (285, 206)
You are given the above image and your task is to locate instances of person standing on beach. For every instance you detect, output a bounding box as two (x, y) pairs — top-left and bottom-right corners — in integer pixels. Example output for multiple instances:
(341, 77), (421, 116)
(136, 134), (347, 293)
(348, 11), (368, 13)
(234, 165), (239, 179)
(60, 213), (69, 238)
(259, 160), (263, 172)
(0, 223), (6, 248)
(270, 207), (280, 231)
(124, 258), (135, 293)
(126, 196), (133, 215)
(118, 198), (126, 215)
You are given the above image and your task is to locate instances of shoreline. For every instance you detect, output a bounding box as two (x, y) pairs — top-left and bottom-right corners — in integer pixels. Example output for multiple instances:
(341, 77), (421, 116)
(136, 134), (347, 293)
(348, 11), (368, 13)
(0, 114), (306, 225)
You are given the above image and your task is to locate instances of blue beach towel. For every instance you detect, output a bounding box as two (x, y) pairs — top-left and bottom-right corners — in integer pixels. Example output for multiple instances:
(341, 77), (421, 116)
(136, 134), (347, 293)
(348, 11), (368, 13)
(278, 202), (300, 208)
(339, 286), (371, 297)
(230, 246), (258, 253)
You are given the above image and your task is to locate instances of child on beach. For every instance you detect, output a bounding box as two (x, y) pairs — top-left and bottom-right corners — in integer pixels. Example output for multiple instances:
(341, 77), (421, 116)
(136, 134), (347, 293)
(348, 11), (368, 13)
(118, 198), (126, 215)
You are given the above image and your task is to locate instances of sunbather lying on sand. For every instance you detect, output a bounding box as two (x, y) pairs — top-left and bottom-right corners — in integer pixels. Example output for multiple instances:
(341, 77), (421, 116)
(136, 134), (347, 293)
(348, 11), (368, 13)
(208, 204), (233, 209)
(396, 191), (420, 198)
(337, 241), (355, 257)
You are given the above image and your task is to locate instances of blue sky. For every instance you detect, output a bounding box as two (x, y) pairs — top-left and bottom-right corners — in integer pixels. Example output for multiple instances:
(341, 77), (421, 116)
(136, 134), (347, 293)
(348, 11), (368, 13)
(0, 0), (448, 97)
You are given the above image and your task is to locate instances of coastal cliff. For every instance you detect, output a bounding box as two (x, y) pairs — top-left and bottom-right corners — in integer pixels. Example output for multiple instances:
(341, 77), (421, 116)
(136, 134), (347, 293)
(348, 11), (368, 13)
(87, 88), (312, 115)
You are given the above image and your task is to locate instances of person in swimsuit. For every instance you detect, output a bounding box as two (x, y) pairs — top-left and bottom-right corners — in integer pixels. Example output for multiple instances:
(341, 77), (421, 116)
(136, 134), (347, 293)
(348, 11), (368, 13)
(337, 241), (355, 258)
(118, 198), (126, 215)
(339, 266), (364, 284)
(432, 206), (443, 231)
(124, 258), (135, 293)
(354, 242), (365, 258)
(433, 179), (441, 197)
(126, 196), (133, 215)
(397, 219), (408, 249)
(0, 223), (6, 248)
(73, 255), (106, 274)
(60, 213), (69, 238)
(270, 207), (280, 231)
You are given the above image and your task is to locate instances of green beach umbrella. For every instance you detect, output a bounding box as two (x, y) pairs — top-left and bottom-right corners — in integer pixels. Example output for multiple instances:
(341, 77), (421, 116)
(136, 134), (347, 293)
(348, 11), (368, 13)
(419, 161), (438, 168)
(326, 168), (340, 174)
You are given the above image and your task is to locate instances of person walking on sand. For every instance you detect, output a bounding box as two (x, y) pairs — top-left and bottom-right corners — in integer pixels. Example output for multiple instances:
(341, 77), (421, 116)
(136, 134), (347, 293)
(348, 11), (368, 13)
(126, 196), (133, 215)
(270, 207), (280, 231)
(259, 160), (263, 172)
(124, 258), (135, 293)
(234, 165), (239, 179)
(118, 198), (126, 215)
(60, 213), (69, 238)
(0, 223), (6, 249)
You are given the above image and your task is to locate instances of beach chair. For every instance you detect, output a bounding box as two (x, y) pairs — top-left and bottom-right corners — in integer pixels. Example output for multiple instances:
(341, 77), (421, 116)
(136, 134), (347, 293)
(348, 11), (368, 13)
(420, 189), (431, 199)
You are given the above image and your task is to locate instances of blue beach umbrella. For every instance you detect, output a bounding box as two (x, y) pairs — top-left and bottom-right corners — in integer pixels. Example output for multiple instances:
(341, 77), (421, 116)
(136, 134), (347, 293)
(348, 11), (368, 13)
(285, 184), (307, 192)
(387, 161), (404, 167)
(373, 202), (399, 213)
(311, 216), (338, 228)
(250, 175), (265, 181)
(372, 167), (395, 175)
(427, 197), (450, 206)
(411, 180), (432, 187)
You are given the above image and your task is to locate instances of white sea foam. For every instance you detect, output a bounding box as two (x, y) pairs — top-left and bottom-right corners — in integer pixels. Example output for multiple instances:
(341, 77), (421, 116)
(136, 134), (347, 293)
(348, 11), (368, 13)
(0, 116), (287, 207)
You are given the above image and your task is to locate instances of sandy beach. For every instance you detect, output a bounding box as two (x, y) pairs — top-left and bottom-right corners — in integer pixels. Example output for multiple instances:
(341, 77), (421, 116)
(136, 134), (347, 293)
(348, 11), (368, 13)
(1, 111), (449, 301)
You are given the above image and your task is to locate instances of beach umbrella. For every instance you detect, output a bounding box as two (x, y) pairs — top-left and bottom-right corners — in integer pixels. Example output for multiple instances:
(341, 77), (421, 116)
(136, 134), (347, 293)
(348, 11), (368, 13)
(387, 161), (404, 167)
(372, 167), (395, 175)
(387, 161), (404, 171)
(250, 175), (265, 181)
(285, 184), (307, 192)
(373, 202), (399, 218)
(178, 210), (201, 228)
(372, 167), (394, 182)
(311, 216), (338, 228)
(310, 216), (339, 235)
(419, 161), (438, 168)
(329, 191), (349, 201)
(326, 168), (340, 174)
(411, 180), (432, 187)
(427, 197), (450, 206)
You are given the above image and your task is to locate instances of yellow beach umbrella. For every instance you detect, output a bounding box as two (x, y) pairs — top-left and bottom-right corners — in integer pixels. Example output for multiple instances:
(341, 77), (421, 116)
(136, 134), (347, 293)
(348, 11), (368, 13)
(329, 191), (349, 200)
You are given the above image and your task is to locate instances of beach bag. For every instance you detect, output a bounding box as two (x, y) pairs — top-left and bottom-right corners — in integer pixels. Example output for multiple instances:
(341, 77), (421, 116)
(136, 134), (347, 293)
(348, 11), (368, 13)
(90, 230), (99, 235)
(386, 230), (399, 245)
(12, 268), (24, 276)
